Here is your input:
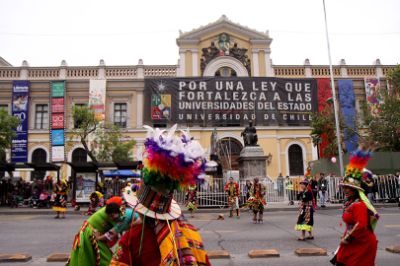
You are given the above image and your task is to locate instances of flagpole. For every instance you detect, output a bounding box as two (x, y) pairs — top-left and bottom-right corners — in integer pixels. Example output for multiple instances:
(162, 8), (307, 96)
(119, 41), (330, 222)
(322, 0), (345, 177)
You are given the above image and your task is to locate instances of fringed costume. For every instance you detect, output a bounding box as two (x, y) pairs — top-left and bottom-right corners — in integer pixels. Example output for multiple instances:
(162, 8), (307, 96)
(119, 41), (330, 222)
(332, 149), (379, 266)
(110, 125), (210, 266)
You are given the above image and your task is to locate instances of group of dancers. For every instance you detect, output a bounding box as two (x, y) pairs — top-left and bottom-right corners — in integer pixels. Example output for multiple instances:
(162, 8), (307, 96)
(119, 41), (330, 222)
(65, 124), (379, 266)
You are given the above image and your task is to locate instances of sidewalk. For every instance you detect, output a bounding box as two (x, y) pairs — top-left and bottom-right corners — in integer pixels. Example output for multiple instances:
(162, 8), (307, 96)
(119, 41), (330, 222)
(0, 202), (397, 215)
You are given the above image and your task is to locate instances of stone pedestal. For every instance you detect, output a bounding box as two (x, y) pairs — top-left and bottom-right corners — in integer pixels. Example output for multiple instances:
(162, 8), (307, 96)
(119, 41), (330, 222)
(238, 146), (267, 180)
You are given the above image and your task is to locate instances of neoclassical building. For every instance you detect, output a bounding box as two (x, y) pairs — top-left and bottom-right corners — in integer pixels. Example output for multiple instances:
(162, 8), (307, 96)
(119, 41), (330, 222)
(0, 16), (396, 181)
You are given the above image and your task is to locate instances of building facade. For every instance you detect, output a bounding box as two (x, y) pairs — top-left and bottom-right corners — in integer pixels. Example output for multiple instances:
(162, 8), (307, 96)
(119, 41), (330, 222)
(0, 16), (396, 181)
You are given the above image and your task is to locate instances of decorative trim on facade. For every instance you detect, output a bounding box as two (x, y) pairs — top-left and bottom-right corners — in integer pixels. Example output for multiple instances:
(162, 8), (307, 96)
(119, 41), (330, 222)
(203, 56), (249, 77)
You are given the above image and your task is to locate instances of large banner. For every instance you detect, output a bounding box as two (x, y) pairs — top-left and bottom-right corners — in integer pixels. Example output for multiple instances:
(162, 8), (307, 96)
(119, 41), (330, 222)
(144, 78), (318, 126)
(364, 78), (383, 116)
(317, 78), (332, 158)
(11, 81), (30, 163)
(89, 79), (106, 122)
(338, 80), (358, 153)
(50, 81), (65, 162)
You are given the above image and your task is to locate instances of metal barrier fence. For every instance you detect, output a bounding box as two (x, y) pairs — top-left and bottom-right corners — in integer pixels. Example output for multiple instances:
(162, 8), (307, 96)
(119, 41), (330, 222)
(174, 175), (400, 208)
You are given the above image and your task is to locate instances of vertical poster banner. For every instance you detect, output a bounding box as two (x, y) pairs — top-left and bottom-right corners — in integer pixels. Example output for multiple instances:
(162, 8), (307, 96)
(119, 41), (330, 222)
(89, 79), (106, 122)
(11, 81), (30, 163)
(50, 81), (66, 162)
(338, 80), (359, 153)
(364, 78), (383, 116)
(317, 79), (332, 158)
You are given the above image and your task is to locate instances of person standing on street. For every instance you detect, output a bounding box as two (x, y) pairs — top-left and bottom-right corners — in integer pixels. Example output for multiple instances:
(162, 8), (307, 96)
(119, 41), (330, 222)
(318, 173), (328, 208)
(224, 177), (240, 218)
(331, 148), (379, 266)
(295, 179), (315, 241)
(310, 175), (319, 208)
(53, 179), (68, 219)
(247, 177), (266, 223)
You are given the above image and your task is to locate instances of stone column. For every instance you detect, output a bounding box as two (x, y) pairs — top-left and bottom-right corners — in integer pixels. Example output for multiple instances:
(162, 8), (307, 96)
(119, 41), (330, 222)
(304, 59), (312, 77)
(98, 59), (106, 79)
(340, 59), (348, 77)
(264, 48), (274, 77)
(137, 59), (144, 79)
(20, 60), (29, 80)
(179, 49), (186, 77)
(59, 60), (67, 79)
(136, 91), (143, 128)
(276, 139), (282, 174)
(191, 49), (199, 76)
(311, 140), (318, 160)
(252, 49), (260, 77)
(374, 59), (383, 78)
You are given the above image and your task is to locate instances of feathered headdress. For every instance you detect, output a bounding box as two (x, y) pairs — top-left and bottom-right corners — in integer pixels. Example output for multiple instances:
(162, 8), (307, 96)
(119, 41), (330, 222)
(141, 124), (206, 191)
(341, 148), (379, 230)
(342, 149), (372, 191)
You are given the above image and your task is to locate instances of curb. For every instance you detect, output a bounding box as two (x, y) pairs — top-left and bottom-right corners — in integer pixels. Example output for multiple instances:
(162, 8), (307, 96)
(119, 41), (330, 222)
(0, 253), (32, 263)
(0, 203), (397, 215)
(207, 250), (230, 259)
(248, 249), (280, 258)
(386, 246), (400, 254)
(47, 253), (69, 262)
(294, 248), (327, 256)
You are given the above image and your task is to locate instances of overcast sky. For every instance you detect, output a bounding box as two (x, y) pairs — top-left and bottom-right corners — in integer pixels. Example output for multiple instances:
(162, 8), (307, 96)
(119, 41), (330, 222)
(0, 0), (399, 67)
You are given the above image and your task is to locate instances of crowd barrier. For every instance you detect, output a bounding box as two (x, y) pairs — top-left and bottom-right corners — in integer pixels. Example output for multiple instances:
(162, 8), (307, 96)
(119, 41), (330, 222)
(174, 175), (400, 208)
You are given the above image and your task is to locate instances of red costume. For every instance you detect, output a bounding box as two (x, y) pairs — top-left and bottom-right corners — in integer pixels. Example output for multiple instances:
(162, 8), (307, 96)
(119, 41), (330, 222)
(336, 199), (378, 266)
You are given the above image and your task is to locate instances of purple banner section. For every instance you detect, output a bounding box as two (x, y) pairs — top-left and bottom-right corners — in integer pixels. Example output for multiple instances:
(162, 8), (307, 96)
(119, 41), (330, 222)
(11, 80), (30, 163)
(338, 80), (359, 153)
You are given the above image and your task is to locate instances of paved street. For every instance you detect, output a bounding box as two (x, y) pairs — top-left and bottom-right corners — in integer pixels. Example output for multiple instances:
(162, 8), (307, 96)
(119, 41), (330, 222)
(0, 207), (399, 265)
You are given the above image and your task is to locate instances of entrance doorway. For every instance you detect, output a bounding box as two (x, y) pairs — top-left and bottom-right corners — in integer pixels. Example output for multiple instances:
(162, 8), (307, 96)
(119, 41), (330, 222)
(217, 137), (243, 171)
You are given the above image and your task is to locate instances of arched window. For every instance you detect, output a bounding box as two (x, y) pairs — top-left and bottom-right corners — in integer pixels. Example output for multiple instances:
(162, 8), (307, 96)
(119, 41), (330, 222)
(217, 137), (243, 170)
(72, 148), (87, 164)
(31, 148), (47, 180)
(215, 67), (237, 77)
(288, 144), (304, 176)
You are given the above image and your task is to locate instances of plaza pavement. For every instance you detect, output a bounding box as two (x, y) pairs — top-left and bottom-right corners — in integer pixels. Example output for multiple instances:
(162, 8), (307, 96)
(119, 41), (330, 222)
(0, 205), (399, 265)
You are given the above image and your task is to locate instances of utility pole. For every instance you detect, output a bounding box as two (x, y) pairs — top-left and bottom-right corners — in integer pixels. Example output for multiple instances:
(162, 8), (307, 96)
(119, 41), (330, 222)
(322, 0), (345, 177)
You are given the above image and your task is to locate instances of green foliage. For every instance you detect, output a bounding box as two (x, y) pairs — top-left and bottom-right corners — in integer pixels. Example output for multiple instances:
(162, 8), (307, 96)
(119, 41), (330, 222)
(365, 65), (400, 151)
(70, 106), (136, 163)
(0, 109), (20, 161)
(310, 105), (339, 156)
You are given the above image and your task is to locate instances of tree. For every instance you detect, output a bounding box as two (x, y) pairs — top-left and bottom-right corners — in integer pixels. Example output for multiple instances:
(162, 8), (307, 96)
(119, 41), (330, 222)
(0, 109), (20, 162)
(365, 65), (400, 151)
(70, 105), (136, 163)
(310, 103), (359, 157)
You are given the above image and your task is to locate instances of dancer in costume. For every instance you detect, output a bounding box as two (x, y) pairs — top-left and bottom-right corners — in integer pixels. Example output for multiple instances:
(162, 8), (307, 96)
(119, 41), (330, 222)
(87, 191), (104, 216)
(67, 196), (138, 266)
(224, 177), (240, 218)
(52, 179), (68, 219)
(245, 178), (266, 223)
(110, 124), (210, 266)
(331, 149), (379, 266)
(295, 178), (314, 241)
(186, 184), (197, 217)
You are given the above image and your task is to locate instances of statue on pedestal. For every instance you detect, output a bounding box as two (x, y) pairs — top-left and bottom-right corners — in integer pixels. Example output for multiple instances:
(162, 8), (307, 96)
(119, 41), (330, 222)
(241, 120), (258, 146)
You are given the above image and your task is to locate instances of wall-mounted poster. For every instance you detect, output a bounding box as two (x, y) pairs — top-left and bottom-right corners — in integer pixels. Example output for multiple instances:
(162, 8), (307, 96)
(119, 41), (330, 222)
(11, 81), (30, 163)
(75, 173), (96, 203)
(89, 79), (106, 122)
(51, 146), (65, 162)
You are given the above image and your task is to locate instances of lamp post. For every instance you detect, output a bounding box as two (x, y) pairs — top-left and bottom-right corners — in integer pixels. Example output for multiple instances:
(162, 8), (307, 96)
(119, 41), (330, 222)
(322, 0), (345, 177)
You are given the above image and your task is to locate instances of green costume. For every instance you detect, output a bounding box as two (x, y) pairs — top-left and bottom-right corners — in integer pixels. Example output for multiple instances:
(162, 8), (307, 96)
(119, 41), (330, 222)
(68, 207), (116, 266)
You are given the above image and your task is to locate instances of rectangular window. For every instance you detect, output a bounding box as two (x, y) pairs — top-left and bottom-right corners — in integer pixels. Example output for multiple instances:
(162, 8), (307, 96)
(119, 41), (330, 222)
(35, 104), (49, 129)
(114, 103), (127, 128)
(73, 103), (87, 128)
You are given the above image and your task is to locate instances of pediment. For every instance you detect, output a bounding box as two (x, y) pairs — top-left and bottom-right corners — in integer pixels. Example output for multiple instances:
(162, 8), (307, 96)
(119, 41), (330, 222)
(0, 56), (12, 67)
(177, 15), (272, 44)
